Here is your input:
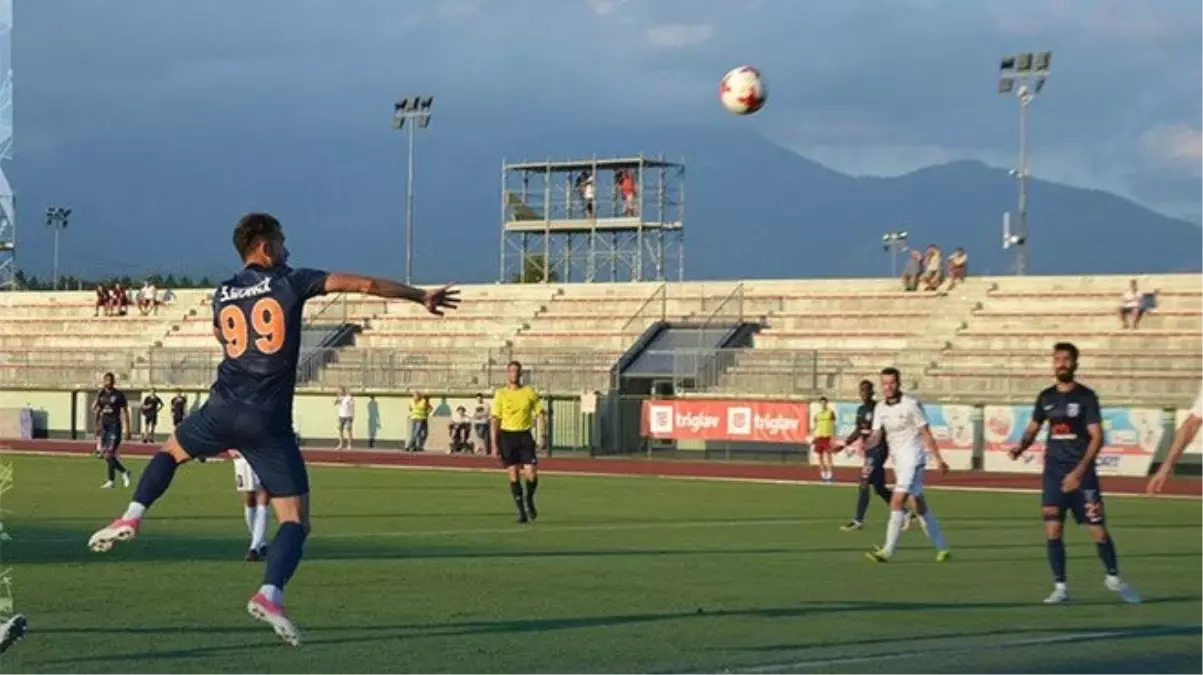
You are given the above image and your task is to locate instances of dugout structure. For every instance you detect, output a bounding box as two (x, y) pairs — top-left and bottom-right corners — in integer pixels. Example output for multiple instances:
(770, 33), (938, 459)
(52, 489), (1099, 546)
(500, 156), (685, 283)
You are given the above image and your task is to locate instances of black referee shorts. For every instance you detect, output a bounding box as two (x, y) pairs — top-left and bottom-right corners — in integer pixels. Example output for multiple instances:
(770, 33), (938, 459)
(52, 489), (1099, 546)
(498, 430), (537, 468)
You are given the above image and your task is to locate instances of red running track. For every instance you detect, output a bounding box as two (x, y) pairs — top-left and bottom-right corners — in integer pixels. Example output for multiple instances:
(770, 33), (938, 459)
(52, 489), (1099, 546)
(3, 439), (1199, 497)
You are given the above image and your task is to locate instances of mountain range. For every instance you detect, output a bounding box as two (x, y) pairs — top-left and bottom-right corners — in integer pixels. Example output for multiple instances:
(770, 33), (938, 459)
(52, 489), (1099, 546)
(12, 125), (1201, 282)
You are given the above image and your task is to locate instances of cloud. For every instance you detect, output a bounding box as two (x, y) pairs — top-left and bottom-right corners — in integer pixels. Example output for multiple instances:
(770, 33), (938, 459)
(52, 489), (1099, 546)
(587, 0), (629, 17)
(645, 23), (713, 49)
(1141, 124), (1203, 169)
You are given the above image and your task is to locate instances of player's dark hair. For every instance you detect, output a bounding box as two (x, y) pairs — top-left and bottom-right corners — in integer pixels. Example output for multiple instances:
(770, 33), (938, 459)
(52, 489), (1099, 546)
(233, 212), (282, 261)
(818, 396), (828, 403)
(859, 379), (873, 389)
(880, 367), (901, 381)
(1053, 341), (1079, 362)
(507, 360), (522, 370)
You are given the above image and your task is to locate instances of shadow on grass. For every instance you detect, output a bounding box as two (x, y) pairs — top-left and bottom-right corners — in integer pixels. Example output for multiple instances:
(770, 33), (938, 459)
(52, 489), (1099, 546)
(33, 600), (1201, 667)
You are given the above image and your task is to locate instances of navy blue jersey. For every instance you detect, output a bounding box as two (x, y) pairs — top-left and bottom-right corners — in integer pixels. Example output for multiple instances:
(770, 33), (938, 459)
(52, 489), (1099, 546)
(170, 395), (186, 420)
(1031, 383), (1102, 472)
(209, 265), (329, 416)
(141, 395), (163, 417)
(854, 401), (885, 455)
(94, 388), (128, 428)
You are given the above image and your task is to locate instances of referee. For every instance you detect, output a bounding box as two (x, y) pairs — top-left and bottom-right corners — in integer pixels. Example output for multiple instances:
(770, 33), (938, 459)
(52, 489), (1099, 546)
(491, 360), (546, 524)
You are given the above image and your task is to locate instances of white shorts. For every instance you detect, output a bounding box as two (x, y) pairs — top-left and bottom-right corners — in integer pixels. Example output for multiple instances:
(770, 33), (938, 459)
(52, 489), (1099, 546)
(232, 456), (261, 493)
(892, 454), (926, 496)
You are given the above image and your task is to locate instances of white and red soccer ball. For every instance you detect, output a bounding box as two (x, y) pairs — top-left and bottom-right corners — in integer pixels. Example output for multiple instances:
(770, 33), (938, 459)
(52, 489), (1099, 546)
(719, 66), (767, 116)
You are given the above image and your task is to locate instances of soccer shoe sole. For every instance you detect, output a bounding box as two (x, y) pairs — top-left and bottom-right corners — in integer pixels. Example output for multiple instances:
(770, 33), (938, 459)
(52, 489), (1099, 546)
(840, 522), (863, 531)
(0, 615), (27, 655)
(246, 600), (301, 647)
(1042, 594), (1071, 605)
(87, 524), (137, 553)
(864, 550), (889, 563)
(936, 550), (951, 562)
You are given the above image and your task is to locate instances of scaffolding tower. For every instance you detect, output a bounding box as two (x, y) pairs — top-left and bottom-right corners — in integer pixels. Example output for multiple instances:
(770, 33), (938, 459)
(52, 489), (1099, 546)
(500, 156), (684, 283)
(0, 2), (13, 291)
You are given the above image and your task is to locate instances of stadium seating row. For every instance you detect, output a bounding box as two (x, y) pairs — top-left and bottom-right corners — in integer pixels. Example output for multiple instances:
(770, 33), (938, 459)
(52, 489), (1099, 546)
(0, 273), (1198, 407)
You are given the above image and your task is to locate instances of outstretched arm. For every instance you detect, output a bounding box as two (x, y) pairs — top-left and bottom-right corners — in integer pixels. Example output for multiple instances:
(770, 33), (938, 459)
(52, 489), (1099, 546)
(323, 274), (459, 315)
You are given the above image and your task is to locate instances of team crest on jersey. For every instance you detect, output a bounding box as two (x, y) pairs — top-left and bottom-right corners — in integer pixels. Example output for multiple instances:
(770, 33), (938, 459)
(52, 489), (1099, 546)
(1067, 403), (1080, 418)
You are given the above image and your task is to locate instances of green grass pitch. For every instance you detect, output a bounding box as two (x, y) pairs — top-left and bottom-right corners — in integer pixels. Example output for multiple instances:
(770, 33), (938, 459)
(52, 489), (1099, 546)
(2, 455), (1200, 673)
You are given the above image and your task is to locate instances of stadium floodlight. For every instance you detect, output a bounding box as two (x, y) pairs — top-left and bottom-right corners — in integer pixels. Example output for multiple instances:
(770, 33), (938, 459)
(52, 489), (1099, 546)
(998, 51), (1051, 276)
(44, 206), (71, 290)
(393, 95), (436, 284)
(882, 230), (909, 277)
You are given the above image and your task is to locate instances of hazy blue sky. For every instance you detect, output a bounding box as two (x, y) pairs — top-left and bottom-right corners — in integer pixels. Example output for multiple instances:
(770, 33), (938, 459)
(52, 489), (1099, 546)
(11, 0), (1202, 279)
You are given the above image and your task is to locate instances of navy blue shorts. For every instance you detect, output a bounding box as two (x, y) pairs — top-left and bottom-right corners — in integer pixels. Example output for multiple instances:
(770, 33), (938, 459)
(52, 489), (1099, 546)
(861, 449), (887, 487)
(99, 424), (123, 455)
(1042, 469), (1104, 525)
(175, 402), (309, 498)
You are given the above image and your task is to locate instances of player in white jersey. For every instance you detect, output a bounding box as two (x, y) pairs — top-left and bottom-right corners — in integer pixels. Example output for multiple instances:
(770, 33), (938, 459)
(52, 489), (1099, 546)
(229, 450), (271, 561)
(862, 367), (953, 563)
(1147, 386), (1203, 494)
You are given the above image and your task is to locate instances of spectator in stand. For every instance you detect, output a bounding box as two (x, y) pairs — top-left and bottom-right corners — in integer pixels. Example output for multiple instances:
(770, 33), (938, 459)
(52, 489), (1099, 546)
(921, 245), (944, 291)
(619, 169), (637, 216)
(94, 284), (109, 317)
(576, 169), (595, 218)
(406, 392), (431, 452)
(945, 248), (969, 290)
(901, 250), (922, 292)
(137, 281), (158, 315)
(472, 393), (492, 455)
(1118, 279), (1146, 329)
(111, 282), (130, 316)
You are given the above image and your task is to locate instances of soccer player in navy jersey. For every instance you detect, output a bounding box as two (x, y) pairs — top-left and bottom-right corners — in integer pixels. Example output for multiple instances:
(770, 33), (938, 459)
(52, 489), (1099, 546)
(87, 212), (460, 646)
(1008, 342), (1140, 605)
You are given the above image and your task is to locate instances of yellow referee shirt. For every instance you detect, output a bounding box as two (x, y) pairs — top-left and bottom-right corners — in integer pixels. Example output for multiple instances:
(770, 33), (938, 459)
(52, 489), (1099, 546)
(491, 386), (543, 431)
(815, 408), (836, 438)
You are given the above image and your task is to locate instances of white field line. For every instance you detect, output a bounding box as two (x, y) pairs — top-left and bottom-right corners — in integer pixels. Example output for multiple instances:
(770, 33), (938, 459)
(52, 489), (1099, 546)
(717, 623), (1203, 674)
(2, 448), (1199, 501)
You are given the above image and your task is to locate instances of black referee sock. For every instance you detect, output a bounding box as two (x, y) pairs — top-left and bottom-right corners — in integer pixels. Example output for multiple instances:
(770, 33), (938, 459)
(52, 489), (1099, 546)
(524, 478), (538, 502)
(509, 481), (525, 513)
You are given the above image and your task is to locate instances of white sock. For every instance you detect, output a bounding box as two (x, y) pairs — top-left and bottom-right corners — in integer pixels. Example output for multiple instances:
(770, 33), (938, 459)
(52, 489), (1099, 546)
(122, 502), (147, 521)
(883, 509), (906, 556)
(921, 510), (948, 550)
(258, 584), (283, 605)
(251, 506), (270, 550)
(244, 506), (255, 536)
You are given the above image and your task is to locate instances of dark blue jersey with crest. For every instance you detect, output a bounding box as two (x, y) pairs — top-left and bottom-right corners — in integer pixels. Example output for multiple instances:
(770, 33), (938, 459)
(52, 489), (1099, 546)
(94, 387), (128, 429)
(209, 264), (329, 417)
(854, 401), (885, 456)
(1031, 383), (1102, 473)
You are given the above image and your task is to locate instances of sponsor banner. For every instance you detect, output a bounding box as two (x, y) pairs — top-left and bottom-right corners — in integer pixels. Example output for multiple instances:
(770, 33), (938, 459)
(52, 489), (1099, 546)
(983, 405), (1161, 477)
(820, 402), (974, 471)
(1175, 408), (1203, 457)
(642, 399), (809, 444)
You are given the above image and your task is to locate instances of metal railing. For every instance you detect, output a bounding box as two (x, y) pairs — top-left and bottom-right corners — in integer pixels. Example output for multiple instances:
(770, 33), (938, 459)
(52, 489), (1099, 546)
(620, 282), (667, 335)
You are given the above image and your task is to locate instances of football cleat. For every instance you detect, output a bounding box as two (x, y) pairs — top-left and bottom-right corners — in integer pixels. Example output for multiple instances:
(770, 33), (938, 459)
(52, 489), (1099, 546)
(122, 471), (133, 488)
(247, 593), (300, 647)
(88, 517), (140, 553)
(840, 520), (864, 532)
(244, 548), (263, 562)
(0, 614), (27, 655)
(99, 481), (115, 489)
(1043, 585), (1071, 604)
(935, 549), (952, 562)
(525, 499), (538, 522)
(1104, 576), (1141, 605)
(864, 546), (890, 563)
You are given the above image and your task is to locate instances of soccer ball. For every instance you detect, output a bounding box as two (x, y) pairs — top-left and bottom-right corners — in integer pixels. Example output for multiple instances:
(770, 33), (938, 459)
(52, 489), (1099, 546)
(719, 66), (767, 115)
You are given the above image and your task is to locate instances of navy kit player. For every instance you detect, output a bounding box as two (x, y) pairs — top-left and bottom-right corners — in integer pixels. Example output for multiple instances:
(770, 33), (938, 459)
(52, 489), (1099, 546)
(92, 373), (133, 489)
(838, 381), (895, 531)
(1008, 342), (1140, 605)
(87, 213), (460, 646)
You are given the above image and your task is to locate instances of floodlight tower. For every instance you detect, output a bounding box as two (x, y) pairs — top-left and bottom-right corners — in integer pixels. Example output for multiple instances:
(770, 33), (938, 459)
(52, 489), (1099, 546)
(44, 207), (70, 290)
(0, 3), (14, 290)
(392, 96), (434, 285)
(997, 51), (1051, 277)
(882, 230), (908, 277)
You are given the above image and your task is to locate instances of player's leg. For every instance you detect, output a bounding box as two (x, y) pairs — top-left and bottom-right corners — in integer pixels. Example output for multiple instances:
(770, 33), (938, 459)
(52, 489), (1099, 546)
(1072, 480), (1140, 604)
(498, 432), (529, 523)
(866, 459), (930, 561)
(250, 487), (271, 559)
(521, 435), (539, 520)
(88, 407), (224, 552)
(345, 419), (354, 449)
(1041, 473), (1071, 603)
(243, 440), (310, 646)
(843, 453), (880, 530)
(0, 614), (27, 654)
(909, 494), (949, 558)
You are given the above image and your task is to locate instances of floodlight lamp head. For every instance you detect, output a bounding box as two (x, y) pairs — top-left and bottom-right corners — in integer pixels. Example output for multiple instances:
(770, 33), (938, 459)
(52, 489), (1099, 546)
(998, 77), (1015, 94)
(419, 96), (434, 111)
(1000, 55), (1016, 72)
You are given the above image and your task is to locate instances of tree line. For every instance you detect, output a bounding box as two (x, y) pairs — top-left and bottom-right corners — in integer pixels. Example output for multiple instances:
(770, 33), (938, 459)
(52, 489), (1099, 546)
(11, 270), (216, 292)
